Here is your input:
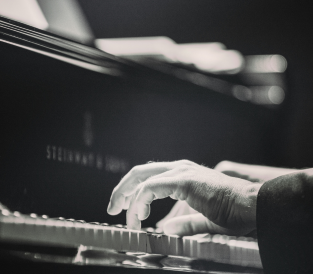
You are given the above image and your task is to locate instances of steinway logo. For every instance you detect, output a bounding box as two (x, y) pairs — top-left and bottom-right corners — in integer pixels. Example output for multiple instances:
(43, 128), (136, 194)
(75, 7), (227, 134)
(46, 145), (129, 173)
(46, 111), (129, 173)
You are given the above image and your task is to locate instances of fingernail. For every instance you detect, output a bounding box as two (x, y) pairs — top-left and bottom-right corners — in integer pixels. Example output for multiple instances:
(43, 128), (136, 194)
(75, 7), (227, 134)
(137, 204), (146, 221)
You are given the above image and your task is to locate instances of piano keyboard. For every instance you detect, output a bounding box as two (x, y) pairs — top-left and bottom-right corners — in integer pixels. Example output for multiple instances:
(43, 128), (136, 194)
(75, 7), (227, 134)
(0, 209), (262, 268)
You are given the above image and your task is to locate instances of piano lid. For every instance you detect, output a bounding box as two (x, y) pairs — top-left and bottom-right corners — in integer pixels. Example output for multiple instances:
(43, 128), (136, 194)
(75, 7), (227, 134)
(0, 15), (137, 76)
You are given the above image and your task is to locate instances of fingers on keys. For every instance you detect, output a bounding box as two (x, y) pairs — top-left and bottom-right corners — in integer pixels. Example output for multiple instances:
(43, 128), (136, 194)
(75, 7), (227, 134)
(127, 176), (179, 230)
(108, 161), (192, 215)
(107, 161), (178, 215)
(163, 214), (210, 236)
(163, 213), (240, 236)
(108, 160), (196, 231)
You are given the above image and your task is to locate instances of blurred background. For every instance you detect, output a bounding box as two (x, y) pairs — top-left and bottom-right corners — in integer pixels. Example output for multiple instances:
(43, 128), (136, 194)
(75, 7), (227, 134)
(1, 0), (313, 225)
(2, 0), (312, 167)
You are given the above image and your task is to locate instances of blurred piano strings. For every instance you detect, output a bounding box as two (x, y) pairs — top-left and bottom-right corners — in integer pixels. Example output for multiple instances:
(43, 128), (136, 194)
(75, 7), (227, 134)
(96, 37), (288, 107)
(0, 0), (94, 44)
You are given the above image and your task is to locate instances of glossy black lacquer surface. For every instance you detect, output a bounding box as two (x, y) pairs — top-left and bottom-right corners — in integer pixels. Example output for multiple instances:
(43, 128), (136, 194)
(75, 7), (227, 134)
(0, 238), (263, 274)
(0, 15), (277, 227)
(0, 16), (274, 272)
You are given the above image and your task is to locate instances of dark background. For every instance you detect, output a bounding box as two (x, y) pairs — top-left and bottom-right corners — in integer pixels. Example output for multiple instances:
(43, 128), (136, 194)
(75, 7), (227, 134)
(78, 0), (313, 169)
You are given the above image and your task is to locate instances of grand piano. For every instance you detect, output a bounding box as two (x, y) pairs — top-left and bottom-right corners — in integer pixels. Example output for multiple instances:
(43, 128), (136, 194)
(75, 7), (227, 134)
(0, 15), (285, 273)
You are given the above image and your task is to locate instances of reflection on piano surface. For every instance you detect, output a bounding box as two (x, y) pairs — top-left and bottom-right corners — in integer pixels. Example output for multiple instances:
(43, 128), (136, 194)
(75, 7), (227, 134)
(0, 209), (262, 269)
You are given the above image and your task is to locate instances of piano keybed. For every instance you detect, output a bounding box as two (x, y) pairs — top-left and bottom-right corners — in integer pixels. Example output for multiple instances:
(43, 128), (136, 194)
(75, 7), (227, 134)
(0, 209), (262, 268)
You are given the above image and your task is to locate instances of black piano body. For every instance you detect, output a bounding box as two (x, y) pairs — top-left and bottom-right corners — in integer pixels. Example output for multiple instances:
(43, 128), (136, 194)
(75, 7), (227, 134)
(0, 16), (280, 273)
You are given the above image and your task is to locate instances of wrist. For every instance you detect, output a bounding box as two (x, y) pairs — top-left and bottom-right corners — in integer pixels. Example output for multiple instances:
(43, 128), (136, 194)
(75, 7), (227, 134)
(237, 182), (263, 230)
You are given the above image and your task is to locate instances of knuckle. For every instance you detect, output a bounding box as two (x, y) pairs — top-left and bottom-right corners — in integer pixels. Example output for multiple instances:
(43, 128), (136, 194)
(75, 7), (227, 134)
(179, 159), (193, 166)
(177, 164), (197, 174)
(130, 165), (141, 176)
(141, 181), (152, 193)
(178, 165), (190, 173)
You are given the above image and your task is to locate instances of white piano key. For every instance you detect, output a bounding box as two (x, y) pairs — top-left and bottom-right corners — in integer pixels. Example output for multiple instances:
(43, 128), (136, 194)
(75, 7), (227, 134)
(75, 222), (88, 246)
(169, 235), (179, 256)
(129, 230), (139, 251)
(103, 228), (113, 249)
(244, 238), (261, 268)
(252, 239), (262, 268)
(146, 233), (153, 253)
(155, 234), (163, 254)
(250, 239), (258, 267)
(205, 236), (214, 262)
(150, 234), (162, 254)
(253, 242), (262, 268)
(92, 225), (103, 248)
(23, 214), (50, 245)
(0, 214), (18, 241)
(83, 223), (97, 246)
(197, 238), (208, 260)
(74, 221), (88, 246)
(219, 235), (230, 264)
(32, 217), (49, 243)
(61, 220), (76, 246)
(160, 234), (170, 255)
(191, 237), (198, 257)
(244, 238), (254, 267)
(204, 237), (215, 261)
(237, 237), (248, 266)
(147, 234), (156, 254)
(190, 233), (209, 258)
(234, 239), (243, 266)
(138, 231), (147, 252)
(9, 216), (24, 241)
(98, 226), (113, 249)
(36, 220), (56, 245)
(212, 234), (223, 263)
(227, 236), (237, 265)
(84, 224), (97, 247)
(183, 236), (192, 257)
(121, 229), (130, 251)
(112, 228), (122, 251)
(90, 223), (100, 247)
(176, 236), (183, 256)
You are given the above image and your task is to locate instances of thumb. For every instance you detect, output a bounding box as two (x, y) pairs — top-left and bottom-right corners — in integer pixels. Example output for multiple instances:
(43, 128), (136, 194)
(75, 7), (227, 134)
(163, 213), (238, 236)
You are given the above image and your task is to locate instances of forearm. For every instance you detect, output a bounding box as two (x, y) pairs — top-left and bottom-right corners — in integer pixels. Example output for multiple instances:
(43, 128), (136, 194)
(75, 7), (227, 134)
(215, 160), (297, 182)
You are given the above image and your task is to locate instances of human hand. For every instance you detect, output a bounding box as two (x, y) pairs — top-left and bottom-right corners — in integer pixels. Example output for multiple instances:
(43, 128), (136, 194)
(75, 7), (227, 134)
(155, 160), (297, 235)
(155, 161), (260, 232)
(107, 160), (262, 236)
(156, 160), (264, 235)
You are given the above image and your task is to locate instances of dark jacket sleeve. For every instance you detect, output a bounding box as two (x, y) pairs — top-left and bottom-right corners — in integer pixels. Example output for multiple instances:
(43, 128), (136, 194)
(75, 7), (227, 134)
(256, 172), (313, 274)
